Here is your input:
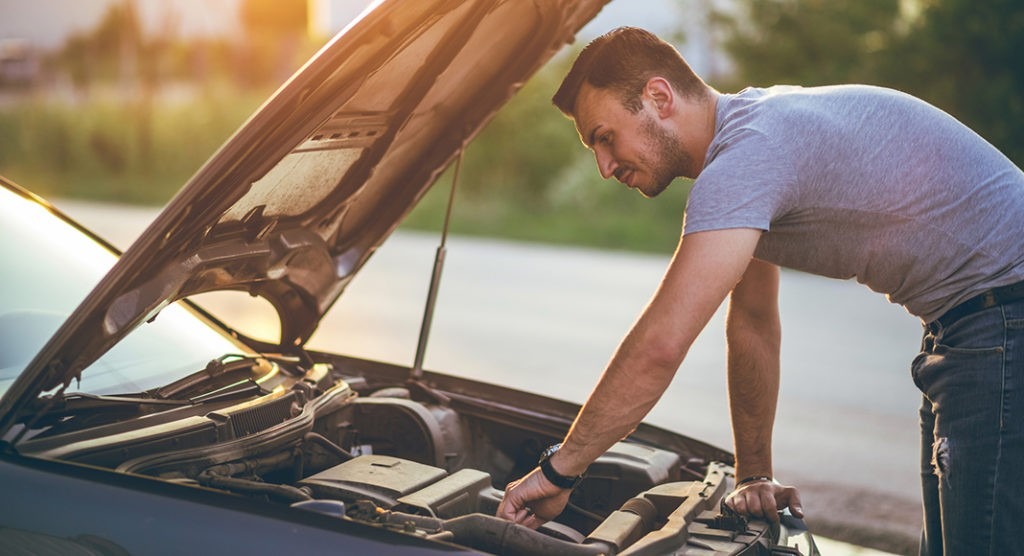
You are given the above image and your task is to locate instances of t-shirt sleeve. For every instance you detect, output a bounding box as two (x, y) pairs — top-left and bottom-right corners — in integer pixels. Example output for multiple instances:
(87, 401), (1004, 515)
(683, 128), (796, 235)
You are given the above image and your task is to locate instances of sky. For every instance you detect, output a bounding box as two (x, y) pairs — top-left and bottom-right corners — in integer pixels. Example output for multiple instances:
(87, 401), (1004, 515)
(0, 0), (243, 47)
(0, 0), (685, 44)
(0, 0), (726, 76)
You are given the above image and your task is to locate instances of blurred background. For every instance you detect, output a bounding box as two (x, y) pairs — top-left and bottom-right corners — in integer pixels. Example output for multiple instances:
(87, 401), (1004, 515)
(2, 0), (1020, 254)
(2, 2), (1021, 554)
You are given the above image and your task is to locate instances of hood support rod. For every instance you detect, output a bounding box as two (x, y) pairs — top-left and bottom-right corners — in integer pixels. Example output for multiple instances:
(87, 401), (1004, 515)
(410, 151), (463, 381)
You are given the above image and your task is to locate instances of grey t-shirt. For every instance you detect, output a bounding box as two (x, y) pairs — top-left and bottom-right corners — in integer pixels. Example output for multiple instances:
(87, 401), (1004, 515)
(683, 85), (1024, 322)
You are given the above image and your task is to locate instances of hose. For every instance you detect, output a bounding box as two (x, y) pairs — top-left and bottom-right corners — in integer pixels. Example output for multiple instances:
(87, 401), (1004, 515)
(441, 513), (614, 556)
(198, 473), (313, 503)
(303, 432), (355, 462)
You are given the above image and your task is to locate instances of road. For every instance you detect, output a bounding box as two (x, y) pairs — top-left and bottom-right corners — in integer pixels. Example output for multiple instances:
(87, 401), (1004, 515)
(56, 199), (920, 555)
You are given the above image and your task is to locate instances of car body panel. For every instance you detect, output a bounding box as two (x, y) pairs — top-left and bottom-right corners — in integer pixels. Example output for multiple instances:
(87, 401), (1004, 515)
(0, 0), (611, 424)
(0, 454), (468, 554)
(0, 0), (821, 553)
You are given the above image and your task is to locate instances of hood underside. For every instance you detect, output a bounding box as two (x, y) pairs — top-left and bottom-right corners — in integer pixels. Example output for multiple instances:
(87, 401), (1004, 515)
(3, 0), (609, 413)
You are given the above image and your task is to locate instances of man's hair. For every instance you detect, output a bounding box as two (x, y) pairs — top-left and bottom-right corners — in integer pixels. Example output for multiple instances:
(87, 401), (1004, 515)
(552, 27), (705, 117)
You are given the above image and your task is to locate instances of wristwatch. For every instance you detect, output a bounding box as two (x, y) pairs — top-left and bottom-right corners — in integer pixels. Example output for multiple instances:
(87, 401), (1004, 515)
(537, 443), (584, 489)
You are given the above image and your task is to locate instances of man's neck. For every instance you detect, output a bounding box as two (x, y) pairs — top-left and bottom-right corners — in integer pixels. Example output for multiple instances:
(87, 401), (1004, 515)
(672, 87), (718, 175)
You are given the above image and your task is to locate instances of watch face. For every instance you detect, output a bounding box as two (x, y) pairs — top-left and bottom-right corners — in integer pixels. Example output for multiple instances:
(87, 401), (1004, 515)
(537, 443), (583, 489)
(539, 443), (562, 463)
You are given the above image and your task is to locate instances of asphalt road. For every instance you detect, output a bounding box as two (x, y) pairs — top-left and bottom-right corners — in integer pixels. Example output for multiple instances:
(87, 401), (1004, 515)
(56, 199), (920, 555)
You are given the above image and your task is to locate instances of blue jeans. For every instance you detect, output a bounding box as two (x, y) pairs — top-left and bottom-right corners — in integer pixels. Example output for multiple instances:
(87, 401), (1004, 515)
(913, 299), (1024, 555)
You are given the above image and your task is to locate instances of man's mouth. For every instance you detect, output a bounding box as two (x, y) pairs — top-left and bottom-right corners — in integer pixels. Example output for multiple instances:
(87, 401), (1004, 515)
(615, 168), (636, 187)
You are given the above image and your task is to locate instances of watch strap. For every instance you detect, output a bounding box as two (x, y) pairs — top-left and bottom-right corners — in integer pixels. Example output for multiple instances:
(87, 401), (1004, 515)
(538, 444), (583, 489)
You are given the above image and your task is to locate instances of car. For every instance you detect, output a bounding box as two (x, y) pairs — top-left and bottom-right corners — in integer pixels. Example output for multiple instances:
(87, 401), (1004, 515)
(0, 0), (819, 554)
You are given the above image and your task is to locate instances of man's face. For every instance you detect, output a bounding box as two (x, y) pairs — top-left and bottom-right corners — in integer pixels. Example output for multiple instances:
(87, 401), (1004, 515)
(573, 83), (691, 198)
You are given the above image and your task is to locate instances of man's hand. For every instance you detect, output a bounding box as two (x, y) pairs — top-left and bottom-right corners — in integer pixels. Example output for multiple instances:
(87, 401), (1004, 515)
(725, 479), (804, 522)
(496, 468), (572, 529)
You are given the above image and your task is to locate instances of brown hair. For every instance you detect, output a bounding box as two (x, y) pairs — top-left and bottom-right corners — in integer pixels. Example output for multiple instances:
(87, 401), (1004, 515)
(552, 27), (705, 117)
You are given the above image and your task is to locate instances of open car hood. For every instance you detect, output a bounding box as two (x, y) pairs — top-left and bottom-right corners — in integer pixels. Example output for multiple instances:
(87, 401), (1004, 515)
(4, 0), (609, 410)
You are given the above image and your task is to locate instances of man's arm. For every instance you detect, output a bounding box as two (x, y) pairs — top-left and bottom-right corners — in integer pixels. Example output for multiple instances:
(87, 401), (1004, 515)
(723, 259), (803, 520)
(497, 228), (763, 528)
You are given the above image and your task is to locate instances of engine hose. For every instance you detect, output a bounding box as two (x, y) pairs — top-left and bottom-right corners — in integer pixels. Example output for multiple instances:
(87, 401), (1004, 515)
(197, 473), (313, 503)
(303, 432), (355, 462)
(376, 509), (446, 533)
(200, 450), (296, 479)
(442, 514), (614, 556)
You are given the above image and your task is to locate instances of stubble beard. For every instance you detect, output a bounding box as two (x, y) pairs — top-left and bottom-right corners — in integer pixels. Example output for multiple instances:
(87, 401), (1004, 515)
(636, 115), (691, 199)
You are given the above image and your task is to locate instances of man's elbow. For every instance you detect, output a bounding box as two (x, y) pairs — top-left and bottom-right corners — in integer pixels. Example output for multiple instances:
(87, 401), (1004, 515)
(727, 310), (780, 339)
(635, 333), (689, 374)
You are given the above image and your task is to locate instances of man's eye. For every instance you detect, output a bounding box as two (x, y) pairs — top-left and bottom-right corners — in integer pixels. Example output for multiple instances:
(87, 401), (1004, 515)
(599, 134), (611, 146)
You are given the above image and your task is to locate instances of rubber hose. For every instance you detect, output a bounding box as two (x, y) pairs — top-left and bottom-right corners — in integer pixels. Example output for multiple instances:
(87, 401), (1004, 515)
(442, 513), (614, 556)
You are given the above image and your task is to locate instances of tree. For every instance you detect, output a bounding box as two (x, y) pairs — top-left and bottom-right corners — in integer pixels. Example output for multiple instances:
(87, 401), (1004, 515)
(884, 0), (1024, 165)
(55, 0), (145, 92)
(715, 0), (901, 88)
(716, 0), (1024, 165)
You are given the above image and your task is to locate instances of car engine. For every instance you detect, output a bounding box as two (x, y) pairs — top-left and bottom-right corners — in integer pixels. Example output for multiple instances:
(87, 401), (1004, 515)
(20, 358), (815, 555)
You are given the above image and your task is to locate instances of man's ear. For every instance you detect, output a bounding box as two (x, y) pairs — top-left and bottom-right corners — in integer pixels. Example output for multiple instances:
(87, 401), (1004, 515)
(644, 77), (674, 118)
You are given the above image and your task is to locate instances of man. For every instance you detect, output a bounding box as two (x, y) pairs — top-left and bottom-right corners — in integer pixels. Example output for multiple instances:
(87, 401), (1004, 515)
(495, 27), (1024, 555)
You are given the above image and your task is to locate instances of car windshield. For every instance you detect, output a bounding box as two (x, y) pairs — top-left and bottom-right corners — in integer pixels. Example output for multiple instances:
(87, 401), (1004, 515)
(0, 187), (240, 397)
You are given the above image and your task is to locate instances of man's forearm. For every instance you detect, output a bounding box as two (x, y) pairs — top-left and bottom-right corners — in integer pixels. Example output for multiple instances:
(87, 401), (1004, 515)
(727, 328), (779, 479)
(553, 331), (683, 475)
(725, 261), (781, 480)
(550, 230), (765, 478)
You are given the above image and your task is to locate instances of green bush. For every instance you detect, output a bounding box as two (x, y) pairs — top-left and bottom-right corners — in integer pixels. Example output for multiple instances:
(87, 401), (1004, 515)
(0, 62), (692, 253)
(0, 86), (269, 204)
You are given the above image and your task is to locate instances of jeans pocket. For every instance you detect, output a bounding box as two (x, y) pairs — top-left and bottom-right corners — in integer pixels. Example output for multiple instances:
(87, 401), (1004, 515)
(932, 342), (1005, 357)
(914, 343), (1004, 398)
(911, 350), (929, 392)
(934, 310), (1007, 355)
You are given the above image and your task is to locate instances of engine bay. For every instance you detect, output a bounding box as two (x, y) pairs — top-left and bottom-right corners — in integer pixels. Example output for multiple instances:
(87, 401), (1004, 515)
(16, 356), (814, 555)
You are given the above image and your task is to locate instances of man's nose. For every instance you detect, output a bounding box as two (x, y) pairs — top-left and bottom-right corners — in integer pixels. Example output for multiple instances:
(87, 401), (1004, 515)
(596, 148), (617, 179)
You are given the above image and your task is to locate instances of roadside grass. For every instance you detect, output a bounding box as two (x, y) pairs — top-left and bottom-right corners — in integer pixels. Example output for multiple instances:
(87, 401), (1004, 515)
(404, 161), (692, 255)
(0, 76), (692, 254)
(0, 85), (271, 204)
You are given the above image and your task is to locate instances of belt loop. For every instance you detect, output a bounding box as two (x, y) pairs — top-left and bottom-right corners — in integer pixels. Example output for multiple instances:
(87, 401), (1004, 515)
(981, 290), (998, 309)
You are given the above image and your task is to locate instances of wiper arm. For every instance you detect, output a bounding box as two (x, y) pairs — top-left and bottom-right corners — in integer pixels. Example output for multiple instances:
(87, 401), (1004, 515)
(188, 379), (266, 404)
(78, 379), (266, 408)
(10, 356), (275, 442)
(21, 354), (268, 415)
(54, 393), (190, 409)
(24, 379), (269, 427)
(154, 354), (272, 400)
(22, 392), (191, 425)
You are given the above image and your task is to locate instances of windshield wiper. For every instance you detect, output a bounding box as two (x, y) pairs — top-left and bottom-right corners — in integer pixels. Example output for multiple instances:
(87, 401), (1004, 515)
(37, 392), (189, 413)
(16, 391), (191, 430)
(154, 354), (272, 400)
(12, 355), (274, 437)
(26, 378), (268, 423)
